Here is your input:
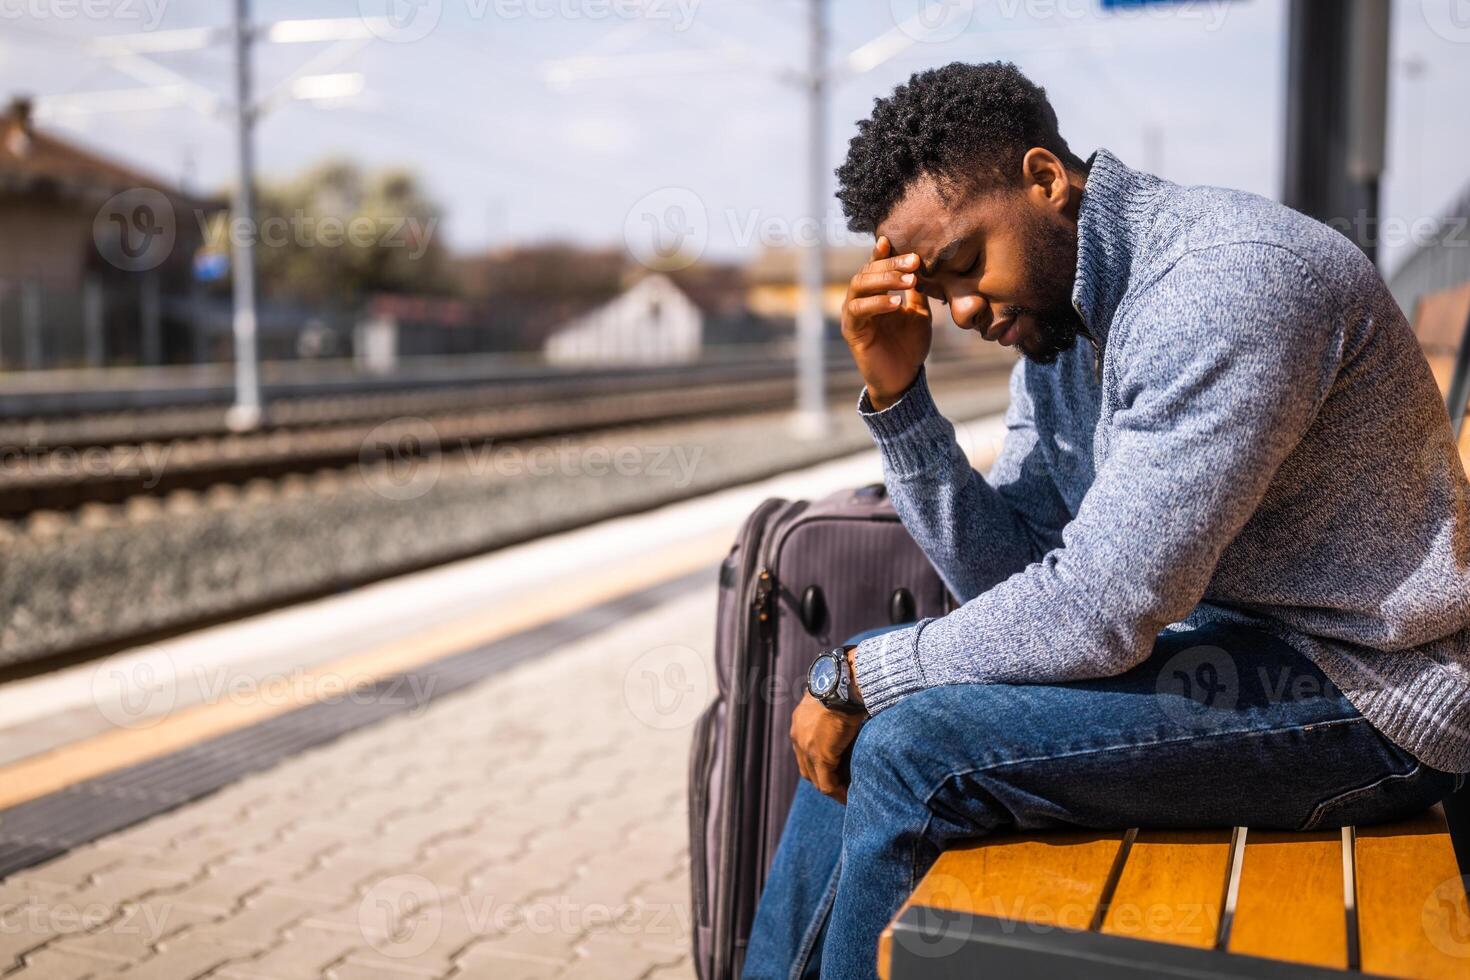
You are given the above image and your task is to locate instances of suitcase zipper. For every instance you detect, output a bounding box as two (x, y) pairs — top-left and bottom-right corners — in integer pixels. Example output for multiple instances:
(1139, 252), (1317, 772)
(752, 568), (775, 641)
(709, 497), (796, 979)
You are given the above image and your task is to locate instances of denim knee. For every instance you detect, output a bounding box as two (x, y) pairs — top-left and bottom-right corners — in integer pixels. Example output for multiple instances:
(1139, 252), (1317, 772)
(848, 694), (934, 794)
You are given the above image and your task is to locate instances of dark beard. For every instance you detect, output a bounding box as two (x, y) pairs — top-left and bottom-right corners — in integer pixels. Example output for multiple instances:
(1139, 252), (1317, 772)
(1007, 208), (1085, 366)
(1001, 302), (1083, 365)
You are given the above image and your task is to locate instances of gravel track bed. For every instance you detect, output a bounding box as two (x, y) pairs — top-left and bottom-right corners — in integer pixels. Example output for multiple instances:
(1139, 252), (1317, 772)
(0, 376), (1009, 670)
(0, 359), (997, 517)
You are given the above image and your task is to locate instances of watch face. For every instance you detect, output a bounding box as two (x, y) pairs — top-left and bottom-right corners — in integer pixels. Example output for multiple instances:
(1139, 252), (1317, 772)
(809, 655), (838, 698)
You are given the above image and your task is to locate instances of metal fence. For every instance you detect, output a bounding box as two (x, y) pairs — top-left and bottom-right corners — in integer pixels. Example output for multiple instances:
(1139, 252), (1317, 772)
(0, 276), (169, 370)
(1387, 184), (1470, 317)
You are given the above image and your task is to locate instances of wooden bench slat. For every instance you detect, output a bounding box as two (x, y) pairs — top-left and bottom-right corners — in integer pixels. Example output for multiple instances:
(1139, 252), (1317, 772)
(878, 831), (1125, 979)
(1357, 806), (1470, 978)
(1100, 829), (1232, 949)
(1227, 830), (1348, 969)
(909, 831), (1126, 928)
(1410, 282), (1470, 362)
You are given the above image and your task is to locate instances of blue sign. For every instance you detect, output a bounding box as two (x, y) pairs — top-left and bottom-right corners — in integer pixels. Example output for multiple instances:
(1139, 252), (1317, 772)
(193, 250), (229, 283)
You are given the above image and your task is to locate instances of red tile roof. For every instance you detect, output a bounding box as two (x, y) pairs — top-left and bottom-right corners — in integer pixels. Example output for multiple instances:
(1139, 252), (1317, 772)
(0, 96), (195, 201)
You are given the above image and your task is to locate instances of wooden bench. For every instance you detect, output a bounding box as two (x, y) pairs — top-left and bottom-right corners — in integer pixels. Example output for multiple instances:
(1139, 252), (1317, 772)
(880, 812), (1470, 977)
(880, 282), (1470, 979)
(1413, 281), (1470, 444)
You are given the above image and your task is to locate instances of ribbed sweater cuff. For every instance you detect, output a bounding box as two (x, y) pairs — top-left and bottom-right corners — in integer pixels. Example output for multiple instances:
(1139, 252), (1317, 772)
(856, 365), (954, 478)
(852, 621), (927, 715)
(1309, 640), (1470, 775)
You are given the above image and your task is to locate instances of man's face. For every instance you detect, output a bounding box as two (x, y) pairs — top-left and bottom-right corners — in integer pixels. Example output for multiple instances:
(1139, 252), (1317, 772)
(875, 173), (1084, 364)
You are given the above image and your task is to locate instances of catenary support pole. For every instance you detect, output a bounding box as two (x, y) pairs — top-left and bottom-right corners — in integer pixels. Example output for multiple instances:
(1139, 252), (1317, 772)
(227, 0), (263, 430)
(793, 0), (829, 439)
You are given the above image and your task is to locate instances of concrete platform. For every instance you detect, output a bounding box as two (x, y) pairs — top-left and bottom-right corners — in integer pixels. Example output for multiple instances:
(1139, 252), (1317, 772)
(0, 413), (1006, 979)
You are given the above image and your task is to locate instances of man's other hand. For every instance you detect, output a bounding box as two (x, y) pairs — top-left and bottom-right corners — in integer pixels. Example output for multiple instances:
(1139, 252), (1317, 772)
(790, 693), (867, 804)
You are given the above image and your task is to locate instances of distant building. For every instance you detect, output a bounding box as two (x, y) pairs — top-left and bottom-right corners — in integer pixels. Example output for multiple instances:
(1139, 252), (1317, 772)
(742, 243), (980, 354)
(0, 96), (219, 368)
(450, 244), (625, 351)
(365, 248), (779, 365)
(544, 274), (702, 365)
(354, 292), (512, 366)
(745, 244), (871, 322)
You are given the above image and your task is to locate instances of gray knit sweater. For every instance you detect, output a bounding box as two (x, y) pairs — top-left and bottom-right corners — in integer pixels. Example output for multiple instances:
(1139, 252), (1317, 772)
(852, 149), (1470, 773)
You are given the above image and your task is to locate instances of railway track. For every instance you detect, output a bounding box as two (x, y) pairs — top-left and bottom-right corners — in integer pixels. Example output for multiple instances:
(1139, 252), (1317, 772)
(0, 355), (1008, 519)
(0, 354), (814, 450)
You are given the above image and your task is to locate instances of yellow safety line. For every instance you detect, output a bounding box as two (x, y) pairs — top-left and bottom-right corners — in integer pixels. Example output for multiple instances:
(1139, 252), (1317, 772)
(0, 426), (1004, 814)
(0, 527), (734, 811)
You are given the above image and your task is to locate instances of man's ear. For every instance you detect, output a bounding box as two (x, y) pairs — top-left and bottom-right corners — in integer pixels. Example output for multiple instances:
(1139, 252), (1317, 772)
(1021, 147), (1071, 214)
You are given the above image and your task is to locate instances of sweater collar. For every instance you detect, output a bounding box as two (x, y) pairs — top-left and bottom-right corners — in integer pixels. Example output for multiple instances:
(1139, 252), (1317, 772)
(1070, 148), (1166, 350)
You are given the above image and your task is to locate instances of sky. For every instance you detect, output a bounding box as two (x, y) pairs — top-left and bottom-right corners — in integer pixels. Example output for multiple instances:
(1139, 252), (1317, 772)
(2, 0), (1468, 275)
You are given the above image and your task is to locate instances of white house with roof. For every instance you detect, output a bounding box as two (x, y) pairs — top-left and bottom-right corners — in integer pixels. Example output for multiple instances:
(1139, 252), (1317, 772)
(543, 273), (702, 365)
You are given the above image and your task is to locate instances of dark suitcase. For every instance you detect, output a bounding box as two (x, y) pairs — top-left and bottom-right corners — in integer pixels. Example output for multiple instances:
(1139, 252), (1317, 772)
(689, 482), (955, 979)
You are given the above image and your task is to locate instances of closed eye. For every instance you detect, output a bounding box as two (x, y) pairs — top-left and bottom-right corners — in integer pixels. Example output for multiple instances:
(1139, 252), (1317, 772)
(914, 279), (946, 304)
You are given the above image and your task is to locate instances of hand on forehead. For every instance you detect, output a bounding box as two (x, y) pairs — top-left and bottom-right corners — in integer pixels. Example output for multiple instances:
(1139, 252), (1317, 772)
(875, 182), (985, 276)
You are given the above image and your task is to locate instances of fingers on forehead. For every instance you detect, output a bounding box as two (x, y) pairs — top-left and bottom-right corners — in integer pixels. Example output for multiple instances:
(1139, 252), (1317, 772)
(868, 253), (920, 273)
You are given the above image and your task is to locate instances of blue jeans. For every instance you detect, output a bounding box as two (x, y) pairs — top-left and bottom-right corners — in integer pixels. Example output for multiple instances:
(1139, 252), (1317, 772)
(743, 620), (1461, 980)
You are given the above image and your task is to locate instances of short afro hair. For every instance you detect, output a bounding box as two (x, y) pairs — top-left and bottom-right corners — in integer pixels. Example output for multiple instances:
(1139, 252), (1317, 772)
(835, 61), (1086, 234)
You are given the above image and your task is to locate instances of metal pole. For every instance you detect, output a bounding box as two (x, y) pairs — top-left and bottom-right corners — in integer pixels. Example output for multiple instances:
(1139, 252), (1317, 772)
(140, 272), (161, 365)
(1346, 0), (1390, 269)
(792, 0), (828, 439)
(20, 280), (41, 370)
(227, 0), (263, 430)
(1282, 0), (1389, 267)
(83, 277), (104, 368)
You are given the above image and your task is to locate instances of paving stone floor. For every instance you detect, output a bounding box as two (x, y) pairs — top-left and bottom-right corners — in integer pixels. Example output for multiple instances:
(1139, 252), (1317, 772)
(0, 585), (718, 979)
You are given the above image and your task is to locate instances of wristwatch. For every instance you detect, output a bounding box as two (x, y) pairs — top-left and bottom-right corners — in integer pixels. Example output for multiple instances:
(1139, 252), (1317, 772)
(807, 646), (864, 714)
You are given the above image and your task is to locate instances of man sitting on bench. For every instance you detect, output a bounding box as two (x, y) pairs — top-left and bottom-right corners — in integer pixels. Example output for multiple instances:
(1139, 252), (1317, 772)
(744, 61), (1470, 980)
